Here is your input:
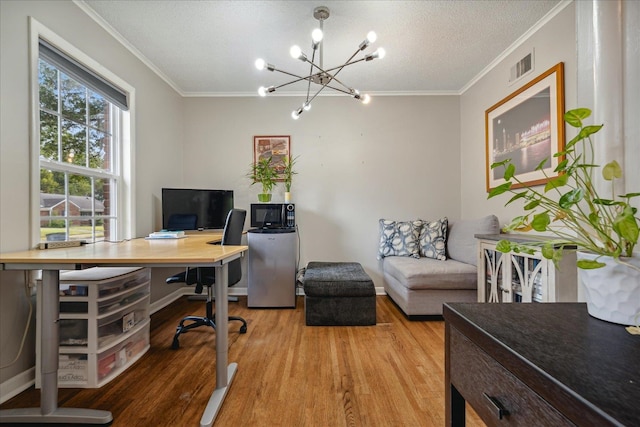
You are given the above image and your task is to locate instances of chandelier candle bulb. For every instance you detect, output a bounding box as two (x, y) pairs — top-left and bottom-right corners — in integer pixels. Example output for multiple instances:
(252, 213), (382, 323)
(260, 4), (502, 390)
(360, 31), (377, 50)
(365, 48), (386, 61)
(290, 45), (306, 61)
(312, 28), (323, 44)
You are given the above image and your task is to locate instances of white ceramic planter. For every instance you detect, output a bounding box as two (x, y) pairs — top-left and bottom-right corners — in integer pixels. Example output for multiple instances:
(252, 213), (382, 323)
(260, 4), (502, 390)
(284, 192), (291, 203)
(577, 251), (640, 326)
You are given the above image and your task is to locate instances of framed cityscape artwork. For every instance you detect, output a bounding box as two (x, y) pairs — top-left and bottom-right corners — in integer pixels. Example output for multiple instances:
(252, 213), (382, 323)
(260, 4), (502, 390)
(253, 135), (291, 180)
(485, 62), (565, 191)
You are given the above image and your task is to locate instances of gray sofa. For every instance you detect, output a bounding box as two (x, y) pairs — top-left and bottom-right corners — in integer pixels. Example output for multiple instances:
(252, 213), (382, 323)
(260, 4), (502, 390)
(383, 215), (500, 316)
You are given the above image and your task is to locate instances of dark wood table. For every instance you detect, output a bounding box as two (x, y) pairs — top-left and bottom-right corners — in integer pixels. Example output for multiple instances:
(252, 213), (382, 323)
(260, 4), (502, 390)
(444, 302), (640, 426)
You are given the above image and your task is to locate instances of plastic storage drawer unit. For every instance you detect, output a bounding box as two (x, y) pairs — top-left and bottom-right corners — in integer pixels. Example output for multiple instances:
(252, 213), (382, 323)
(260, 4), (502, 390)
(36, 267), (151, 388)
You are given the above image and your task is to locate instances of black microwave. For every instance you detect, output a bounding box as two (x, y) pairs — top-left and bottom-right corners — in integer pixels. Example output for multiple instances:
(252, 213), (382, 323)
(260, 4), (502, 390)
(250, 203), (295, 228)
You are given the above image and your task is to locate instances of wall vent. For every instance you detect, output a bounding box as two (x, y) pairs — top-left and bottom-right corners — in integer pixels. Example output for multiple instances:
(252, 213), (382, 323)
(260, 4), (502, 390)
(509, 49), (534, 85)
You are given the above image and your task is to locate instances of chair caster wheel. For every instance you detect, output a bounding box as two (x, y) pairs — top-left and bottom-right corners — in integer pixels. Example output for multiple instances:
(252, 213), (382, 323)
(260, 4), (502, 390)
(239, 325), (247, 334)
(171, 337), (180, 349)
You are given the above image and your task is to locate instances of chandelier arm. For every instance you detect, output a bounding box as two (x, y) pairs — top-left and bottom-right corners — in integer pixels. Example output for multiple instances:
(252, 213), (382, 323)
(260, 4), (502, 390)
(300, 56), (368, 93)
(298, 58), (351, 92)
(306, 80), (363, 104)
(326, 74), (352, 91)
(321, 51), (367, 89)
(321, 58), (366, 74)
(268, 69), (317, 90)
(321, 85), (355, 95)
(317, 61), (368, 93)
(273, 79), (310, 91)
(270, 74), (344, 93)
(320, 49), (361, 83)
(304, 69), (355, 94)
(305, 50), (317, 103)
(340, 49), (363, 70)
(306, 79), (332, 103)
(275, 78), (354, 95)
(271, 68), (308, 80)
(297, 75), (354, 108)
(266, 57), (368, 94)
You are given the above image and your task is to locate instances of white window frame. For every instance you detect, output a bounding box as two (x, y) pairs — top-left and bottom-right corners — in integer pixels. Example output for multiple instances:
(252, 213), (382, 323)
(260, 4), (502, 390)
(29, 18), (135, 245)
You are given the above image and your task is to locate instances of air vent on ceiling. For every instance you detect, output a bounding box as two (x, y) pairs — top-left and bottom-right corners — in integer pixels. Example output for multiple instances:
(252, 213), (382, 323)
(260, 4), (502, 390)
(509, 49), (534, 85)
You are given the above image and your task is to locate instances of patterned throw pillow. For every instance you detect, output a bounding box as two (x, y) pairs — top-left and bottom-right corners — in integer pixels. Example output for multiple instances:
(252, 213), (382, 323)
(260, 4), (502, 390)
(419, 217), (448, 260)
(377, 219), (422, 259)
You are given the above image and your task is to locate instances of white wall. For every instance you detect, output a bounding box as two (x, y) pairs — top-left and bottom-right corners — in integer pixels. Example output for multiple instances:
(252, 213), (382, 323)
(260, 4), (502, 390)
(179, 95), (461, 287)
(459, 3), (577, 224)
(0, 0), (184, 388)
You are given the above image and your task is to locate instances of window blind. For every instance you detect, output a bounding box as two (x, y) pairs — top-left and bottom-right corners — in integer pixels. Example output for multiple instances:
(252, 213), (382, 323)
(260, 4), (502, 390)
(39, 39), (129, 111)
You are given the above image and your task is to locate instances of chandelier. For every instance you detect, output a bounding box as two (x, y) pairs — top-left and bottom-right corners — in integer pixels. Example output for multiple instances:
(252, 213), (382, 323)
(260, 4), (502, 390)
(254, 6), (386, 120)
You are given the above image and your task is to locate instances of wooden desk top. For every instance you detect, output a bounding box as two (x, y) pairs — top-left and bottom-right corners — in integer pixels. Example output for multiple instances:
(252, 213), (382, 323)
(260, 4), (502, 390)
(444, 302), (640, 426)
(0, 234), (247, 267)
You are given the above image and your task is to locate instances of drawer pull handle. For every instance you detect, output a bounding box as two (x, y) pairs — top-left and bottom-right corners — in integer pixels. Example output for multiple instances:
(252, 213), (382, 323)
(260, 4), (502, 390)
(483, 392), (510, 419)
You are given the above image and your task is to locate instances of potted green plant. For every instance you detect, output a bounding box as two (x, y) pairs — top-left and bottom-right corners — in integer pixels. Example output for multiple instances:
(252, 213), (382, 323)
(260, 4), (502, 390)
(488, 107), (639, 326)
(282, 155), (298, 203)
(249, 156), (278, 202)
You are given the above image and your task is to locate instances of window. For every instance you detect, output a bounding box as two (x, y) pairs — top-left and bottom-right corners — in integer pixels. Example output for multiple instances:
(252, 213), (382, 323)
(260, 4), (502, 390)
(37, 38), (130, 243)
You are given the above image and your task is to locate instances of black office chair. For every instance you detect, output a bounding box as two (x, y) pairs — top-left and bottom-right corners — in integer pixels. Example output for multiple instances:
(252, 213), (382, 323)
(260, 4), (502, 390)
(166, 208), (248, 349)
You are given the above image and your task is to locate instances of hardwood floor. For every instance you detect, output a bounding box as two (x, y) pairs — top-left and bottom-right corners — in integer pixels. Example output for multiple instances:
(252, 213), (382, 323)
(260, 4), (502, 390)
(1, 296), (485, 426)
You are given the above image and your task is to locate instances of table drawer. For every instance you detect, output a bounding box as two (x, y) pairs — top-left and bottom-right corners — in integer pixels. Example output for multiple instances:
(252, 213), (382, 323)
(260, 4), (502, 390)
(450, 327), (574, 426)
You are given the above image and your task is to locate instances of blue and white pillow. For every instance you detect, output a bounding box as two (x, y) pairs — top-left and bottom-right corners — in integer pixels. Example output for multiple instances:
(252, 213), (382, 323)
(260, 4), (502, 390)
(377, 219), (422, 259)
(418, 217), (448, 260)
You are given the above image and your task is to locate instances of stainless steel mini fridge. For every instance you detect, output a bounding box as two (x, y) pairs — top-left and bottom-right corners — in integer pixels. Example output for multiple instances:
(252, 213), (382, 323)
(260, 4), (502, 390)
(247, 228), (297, 308)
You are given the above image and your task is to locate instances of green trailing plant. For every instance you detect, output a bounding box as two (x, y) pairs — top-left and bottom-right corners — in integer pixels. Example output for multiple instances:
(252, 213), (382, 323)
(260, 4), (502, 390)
(249, 156), (279, 195)
(488, 107), (639, 269)
(282, 155), (299, 193)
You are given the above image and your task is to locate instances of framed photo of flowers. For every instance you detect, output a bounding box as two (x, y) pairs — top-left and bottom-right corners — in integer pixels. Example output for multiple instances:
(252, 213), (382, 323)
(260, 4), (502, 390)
(485, 62), (565, 191)
(253, 135), (291, 180)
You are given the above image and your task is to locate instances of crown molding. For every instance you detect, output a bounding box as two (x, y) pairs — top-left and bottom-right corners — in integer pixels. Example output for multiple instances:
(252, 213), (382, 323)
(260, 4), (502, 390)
(460, 0), (573, 95)
(73, 0), (187, 97)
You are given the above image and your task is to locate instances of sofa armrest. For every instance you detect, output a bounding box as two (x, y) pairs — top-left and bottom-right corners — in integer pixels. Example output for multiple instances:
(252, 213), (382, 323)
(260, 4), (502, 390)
(447, 215), (499, 266)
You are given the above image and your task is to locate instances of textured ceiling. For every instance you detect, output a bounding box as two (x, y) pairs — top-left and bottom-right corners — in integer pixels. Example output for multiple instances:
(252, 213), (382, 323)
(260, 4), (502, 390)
(79, 0), (563, 96)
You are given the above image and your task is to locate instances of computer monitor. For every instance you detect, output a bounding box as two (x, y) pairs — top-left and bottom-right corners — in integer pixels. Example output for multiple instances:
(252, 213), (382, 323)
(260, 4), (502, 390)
(161, 188), (233, 230)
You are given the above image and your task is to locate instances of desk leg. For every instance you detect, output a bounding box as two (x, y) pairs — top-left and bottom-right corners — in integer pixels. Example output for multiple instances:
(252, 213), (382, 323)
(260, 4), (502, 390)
(199, 262), (237, 427)
(0, 270), (112, 425)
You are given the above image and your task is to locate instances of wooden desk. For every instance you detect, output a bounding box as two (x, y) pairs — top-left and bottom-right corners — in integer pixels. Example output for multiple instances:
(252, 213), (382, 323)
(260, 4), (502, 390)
(444, 302), (640, 426)
(0, 235), (247, 427)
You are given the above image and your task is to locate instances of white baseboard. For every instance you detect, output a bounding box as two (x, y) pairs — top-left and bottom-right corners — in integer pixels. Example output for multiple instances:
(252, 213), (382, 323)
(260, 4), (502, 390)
(150, 288), (188, 314)
(150, 286), (251, 314)
(0, 366), (35, 404)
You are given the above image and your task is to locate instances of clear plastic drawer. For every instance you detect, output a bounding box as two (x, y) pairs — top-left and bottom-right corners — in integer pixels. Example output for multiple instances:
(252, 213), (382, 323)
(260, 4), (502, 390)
(97, 285), (150, 316)
(97, 325), (150, 380)
(55, 267), (150, 299)
(97, 298), (149, 348)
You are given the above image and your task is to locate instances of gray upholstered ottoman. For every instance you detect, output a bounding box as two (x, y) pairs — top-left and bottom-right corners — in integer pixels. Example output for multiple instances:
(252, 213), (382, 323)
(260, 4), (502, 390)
(303, 262), (376, 326)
